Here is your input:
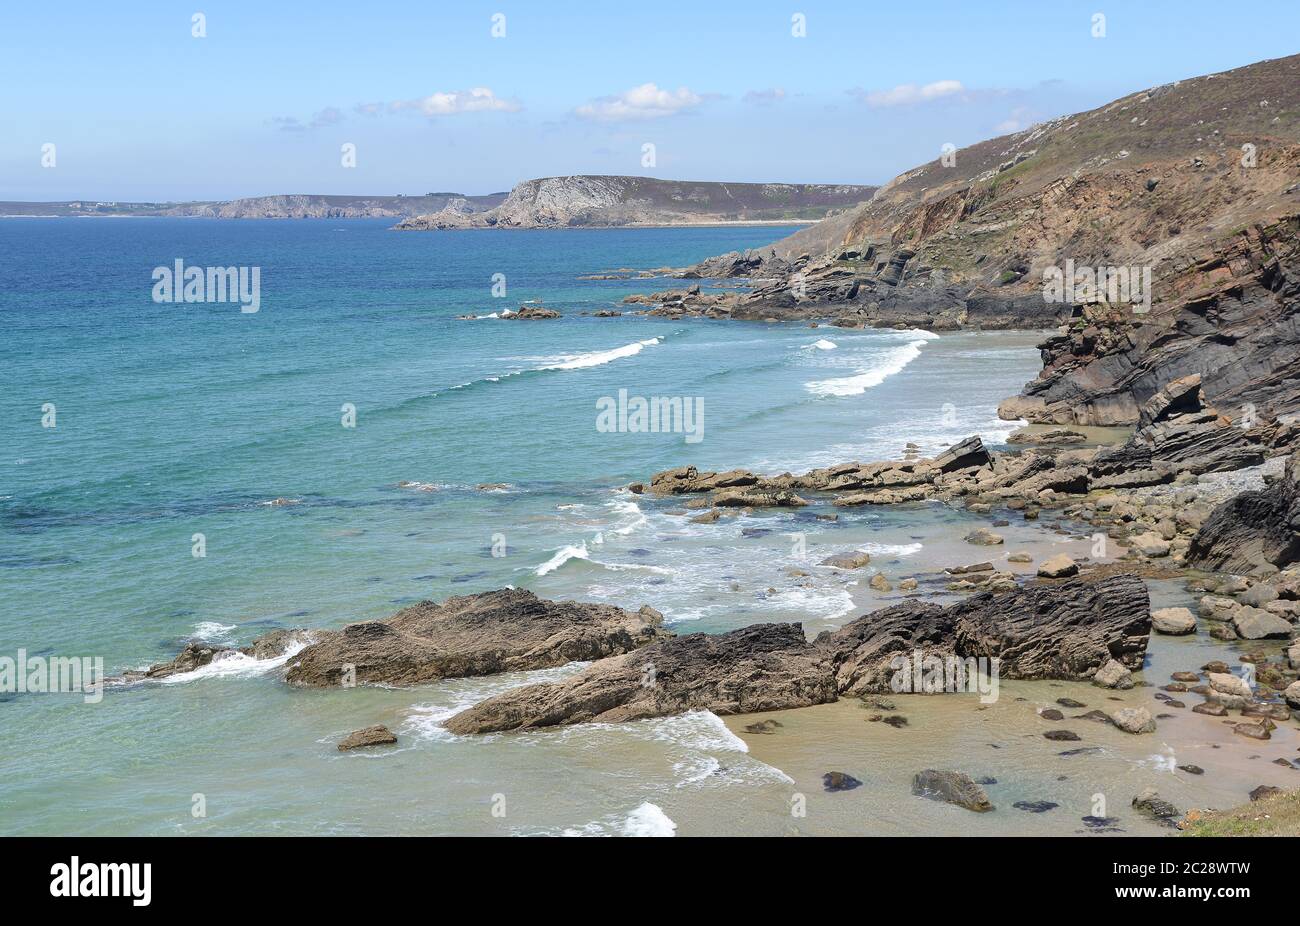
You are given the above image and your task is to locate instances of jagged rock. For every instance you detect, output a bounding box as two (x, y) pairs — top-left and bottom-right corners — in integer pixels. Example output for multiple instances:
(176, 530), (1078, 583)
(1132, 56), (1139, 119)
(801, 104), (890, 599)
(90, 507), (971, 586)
(1284, 680), (1300, 709)
(821, 575), (1151, 695)
(506, 305), (561, 319)
(1151, 607), (1196, 635)
(1188, 453), (1300, 573)
(869, 573), (892, 592)
(1131, 788), (1181, 826)
(1250, 785), (1283, 801)
(122, 630), (313, 682)
(1131, 531), (1171, 557)
(933, 436), (992, 473)
(648, 465), (758, 495)
(1193, 701), (1228, 716)
(1093, 658), (1135, 690)
(443, 623), (835, 734)
(899, 577), (919, 591)
(1037, 554), (1079, 578)
(912, 769), (994, 812)
(712, 488), (809, 508)
(337, 725), (397, 751)
(283, 589), (670, 688)
(1111, 707), (1157, 734)
(965, 528), (1005, 546)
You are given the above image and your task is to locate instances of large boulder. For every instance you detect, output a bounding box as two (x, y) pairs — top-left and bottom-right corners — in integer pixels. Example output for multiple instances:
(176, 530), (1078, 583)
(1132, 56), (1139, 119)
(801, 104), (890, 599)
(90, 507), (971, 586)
(1231, 606), (1294, 641)
(1151, 607), (1196, 635)
(933, 436), (992, 473)
(444, 623), (836, 734)
(283, 589), (671, 687)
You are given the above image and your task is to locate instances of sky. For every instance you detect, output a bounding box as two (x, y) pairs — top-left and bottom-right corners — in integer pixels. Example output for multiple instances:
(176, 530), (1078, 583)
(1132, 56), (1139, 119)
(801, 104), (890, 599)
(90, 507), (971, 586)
(3, 0), (1298, 201)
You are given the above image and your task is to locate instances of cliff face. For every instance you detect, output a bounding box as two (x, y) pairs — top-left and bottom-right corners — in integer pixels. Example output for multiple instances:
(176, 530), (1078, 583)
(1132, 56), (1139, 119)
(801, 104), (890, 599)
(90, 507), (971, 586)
(2, 192), (507, 219)
(392, 176), (876, 229)
(665, 53), (1300, 426)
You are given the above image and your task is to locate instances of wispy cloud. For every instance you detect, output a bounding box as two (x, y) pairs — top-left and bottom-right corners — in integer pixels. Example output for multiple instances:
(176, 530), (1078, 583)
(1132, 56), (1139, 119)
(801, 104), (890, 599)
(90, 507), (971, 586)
(849, 80), (965, 107)
(391, 88), (521, 116)
(270, 107), (345, 132)
(575, 83), (704, 121)
(994, 105), (1039, 133)
(743, 88), (787, 105)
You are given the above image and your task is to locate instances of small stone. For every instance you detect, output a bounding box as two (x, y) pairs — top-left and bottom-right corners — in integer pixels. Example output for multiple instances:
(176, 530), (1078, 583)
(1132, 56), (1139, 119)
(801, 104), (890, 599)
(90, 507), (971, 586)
(1177, 764), (1204, 775)
(1056, 698), (1086, 708)
(964, 528), (1004, 546)
(1039, 708), (1065, 721)
(1249, 785), (1281, 802)
(1044, 729), (1081, 741)
(823, 771), (863, 792)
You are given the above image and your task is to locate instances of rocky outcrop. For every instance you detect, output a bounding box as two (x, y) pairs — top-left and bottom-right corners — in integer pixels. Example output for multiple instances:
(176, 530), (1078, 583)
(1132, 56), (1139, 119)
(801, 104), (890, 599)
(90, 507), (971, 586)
(337, 725), (397, 751)
(445, 576), (1152, 734)
(442, 623), (836, 734)
(126, 590), (669, 688)
(1187, 450), (1300, 572)
(818, 575), (1151, 696)
(394, 176), (875, 230)
(283, 589), (670, 687)
(120, 629), (312, 682)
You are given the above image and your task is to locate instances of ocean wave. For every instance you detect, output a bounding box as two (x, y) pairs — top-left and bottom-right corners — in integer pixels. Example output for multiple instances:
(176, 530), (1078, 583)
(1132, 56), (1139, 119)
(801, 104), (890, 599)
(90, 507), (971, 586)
(192, 621), (236, 642)
(156, 637), (311, 684)
(803, 338), (838, 351)
(618, 803), (677, 837)
(533, 338), (660, 371)
(535, 541), (591, 576)
(403, 661), (593, 741)
(805, 338), (931, 397)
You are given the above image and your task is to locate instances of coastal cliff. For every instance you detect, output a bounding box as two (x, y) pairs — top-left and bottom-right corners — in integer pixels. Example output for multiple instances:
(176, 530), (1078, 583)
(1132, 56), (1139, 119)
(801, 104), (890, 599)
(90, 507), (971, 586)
(631, 54), (1300, 428)
(392, 175), (876, 229)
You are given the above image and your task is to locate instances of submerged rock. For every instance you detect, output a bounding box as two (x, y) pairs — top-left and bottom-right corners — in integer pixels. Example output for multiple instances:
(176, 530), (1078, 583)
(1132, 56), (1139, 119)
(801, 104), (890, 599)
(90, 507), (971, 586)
(337, 725), (397, 751)
(912, 769), (994, 812)
(823, 771), (863, 792)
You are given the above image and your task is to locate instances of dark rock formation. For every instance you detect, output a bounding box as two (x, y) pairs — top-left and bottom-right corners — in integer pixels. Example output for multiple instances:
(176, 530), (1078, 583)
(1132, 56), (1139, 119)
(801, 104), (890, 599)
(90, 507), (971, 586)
(283, 589), (670, 688)
(1188, 451), (1300, 572)
(442, 623), (836, 735)
(818, 575), (1150, 696)
(120, 629), (312, 682)
(445, 575), (1152, 734)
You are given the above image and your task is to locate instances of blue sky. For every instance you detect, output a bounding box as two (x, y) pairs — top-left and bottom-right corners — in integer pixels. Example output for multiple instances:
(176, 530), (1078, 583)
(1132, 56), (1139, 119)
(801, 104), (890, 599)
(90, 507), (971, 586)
(3, 0), (1298, 200)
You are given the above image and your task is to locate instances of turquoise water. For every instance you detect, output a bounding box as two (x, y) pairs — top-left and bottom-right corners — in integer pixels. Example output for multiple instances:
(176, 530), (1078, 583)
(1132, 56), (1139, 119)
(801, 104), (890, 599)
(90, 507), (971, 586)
(0, 218), (1053, 835)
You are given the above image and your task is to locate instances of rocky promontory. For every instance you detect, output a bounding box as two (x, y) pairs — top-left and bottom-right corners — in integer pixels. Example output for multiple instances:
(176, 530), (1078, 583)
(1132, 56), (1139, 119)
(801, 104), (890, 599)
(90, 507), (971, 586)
(443, 576), (1152, 734)
(393, 176), (875, 230)
(126, 589), (670, 688)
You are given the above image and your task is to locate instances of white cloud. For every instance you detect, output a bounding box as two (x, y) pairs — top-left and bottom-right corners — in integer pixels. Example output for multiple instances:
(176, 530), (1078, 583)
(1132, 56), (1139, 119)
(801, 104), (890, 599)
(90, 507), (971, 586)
(575, 83), (703, 121)
(392, 87), (521, 116)
(743, 88), (787, 105)
(852, 80), (965, 107)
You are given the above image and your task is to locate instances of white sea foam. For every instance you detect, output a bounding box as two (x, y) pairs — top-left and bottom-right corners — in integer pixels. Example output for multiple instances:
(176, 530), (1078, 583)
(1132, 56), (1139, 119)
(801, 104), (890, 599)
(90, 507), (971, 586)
(619, 802), (677, 836)
(805, 338), (930, 396)
(803, 338), (838, 350)
(403, 661), (593, 741)
(157, 637), (310, 684)
(535, 338), (660, 371)
(192, 621), (236, 642)
(535, 541), (590, 576)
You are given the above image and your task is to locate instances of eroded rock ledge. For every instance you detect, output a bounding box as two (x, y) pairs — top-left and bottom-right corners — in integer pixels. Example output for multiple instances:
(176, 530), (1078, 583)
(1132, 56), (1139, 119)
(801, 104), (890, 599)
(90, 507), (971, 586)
(127, 589), (670, 687)
(443, 575), (1151, 735)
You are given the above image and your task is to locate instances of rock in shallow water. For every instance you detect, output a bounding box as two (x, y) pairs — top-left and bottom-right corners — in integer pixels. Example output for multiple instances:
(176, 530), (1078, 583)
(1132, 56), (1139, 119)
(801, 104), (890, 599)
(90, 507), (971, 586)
(823, 771), (863, 792)
(912, 769), (994, 812)
(337, 725), (397, 751)
(1151, 607), (1196, 635)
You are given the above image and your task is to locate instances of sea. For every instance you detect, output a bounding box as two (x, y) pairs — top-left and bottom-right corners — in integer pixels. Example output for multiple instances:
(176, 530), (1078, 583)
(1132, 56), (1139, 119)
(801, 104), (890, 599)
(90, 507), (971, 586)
(3, 218), (1294, 835)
